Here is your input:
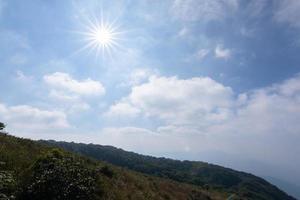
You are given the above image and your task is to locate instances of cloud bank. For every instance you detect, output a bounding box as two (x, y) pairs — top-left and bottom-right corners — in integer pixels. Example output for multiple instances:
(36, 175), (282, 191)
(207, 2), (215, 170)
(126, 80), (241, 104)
(0, 103), (69, 137)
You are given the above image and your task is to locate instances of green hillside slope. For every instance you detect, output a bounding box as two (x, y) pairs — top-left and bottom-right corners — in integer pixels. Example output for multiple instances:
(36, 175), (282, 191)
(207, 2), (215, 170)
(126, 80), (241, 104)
(42, 140), (296, 200)
(0, 133), (230, 200)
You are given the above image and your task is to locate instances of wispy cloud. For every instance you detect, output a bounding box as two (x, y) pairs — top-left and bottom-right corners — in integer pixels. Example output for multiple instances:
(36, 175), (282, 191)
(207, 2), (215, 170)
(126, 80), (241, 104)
(215, 45), (231, 60)
(177, 27), (189, 37)
(274, 0), (300, 28)
(195, 49), (210, 60)
(119, 68), (159, 87)
(171, 0), (238, 22)
(15, 70), (33, 82)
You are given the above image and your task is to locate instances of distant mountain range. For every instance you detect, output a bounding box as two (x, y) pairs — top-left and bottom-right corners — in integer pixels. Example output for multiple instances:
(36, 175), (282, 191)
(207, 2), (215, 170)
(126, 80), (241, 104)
(41, 139), (297, 200)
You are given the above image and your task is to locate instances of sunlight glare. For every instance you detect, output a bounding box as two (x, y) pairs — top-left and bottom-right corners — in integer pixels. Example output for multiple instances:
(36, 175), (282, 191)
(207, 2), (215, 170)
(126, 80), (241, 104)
(94, 28), (113, 45)
(76, 16), (124, 59)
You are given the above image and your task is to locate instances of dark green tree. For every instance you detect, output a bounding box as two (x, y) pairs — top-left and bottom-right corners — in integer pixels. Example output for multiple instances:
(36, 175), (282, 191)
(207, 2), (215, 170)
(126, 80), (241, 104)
(0, 122), (5, 131)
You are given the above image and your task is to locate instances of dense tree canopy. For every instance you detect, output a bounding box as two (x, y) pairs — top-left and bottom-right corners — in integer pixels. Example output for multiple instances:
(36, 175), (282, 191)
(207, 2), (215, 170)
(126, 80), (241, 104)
(0, 122), (5, 130)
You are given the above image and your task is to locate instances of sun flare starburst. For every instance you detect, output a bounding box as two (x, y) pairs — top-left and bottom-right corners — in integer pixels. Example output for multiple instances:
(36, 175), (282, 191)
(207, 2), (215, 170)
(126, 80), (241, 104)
(76, 17), (124, 59)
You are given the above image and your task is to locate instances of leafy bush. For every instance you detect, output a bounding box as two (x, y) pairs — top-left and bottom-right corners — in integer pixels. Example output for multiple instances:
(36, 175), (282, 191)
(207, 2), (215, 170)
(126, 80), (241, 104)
(17, 149), (102, 200)
(0, 122), (5, 131)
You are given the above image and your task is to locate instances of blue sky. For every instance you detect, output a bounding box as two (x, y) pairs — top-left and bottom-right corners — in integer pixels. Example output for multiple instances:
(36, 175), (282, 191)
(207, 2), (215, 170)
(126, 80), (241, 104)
(1, 0), (300, 191)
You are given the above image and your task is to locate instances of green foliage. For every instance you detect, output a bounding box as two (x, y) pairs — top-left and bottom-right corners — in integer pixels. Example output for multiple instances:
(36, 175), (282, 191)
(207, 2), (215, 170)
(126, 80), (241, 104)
(0, 122), (5, 131)
(0, 170), (16, 198)
(100, 165), (114, 178)
(17, 149), (102, 200)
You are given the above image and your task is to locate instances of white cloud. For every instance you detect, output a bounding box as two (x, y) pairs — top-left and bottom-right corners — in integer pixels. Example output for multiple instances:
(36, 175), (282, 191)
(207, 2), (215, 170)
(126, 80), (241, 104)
(274, 0), (300, 28)
(108, 75), (234, 126)
(171, 0), (239, 22)
(195, 49), (210, 60)
(48, 90), (79, 102)
(15, 70), (33, 82)
(184, 48), (210, 63)
(215, 45), (231, 60)
(48, 89), (91, 113)
(104, 102), (140, 118)
(97, 127), (199, 154)
(44, 72), (105, 96)
(68, 102), (91, 114)
(119, 68), (158, 87)
(0, 103), (70, 136)
(43, 72), (104, 114)
(178, 27), (189, 37)
(207, 76), (300, 172)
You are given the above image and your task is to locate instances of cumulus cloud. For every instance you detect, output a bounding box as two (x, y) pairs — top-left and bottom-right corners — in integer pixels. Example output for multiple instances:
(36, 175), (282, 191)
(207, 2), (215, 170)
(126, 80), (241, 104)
(274, 0), (300, 28)
(44, 72), (105, 97)
(0, 103), (70, 136)
(43, 72), (105, 114)
(171, 0), (238, 22)
(108, 75), (234, 126)
(215, 45), (231, 60)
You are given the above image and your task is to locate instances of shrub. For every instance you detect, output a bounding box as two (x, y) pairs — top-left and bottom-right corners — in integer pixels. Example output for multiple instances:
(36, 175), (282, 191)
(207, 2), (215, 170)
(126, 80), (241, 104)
(17, 150), (102, 200)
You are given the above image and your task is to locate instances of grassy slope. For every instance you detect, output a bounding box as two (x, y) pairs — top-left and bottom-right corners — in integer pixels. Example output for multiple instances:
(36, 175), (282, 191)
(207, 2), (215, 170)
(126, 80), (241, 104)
(42, 140), (296, 200)
(0, 134), (228, 200)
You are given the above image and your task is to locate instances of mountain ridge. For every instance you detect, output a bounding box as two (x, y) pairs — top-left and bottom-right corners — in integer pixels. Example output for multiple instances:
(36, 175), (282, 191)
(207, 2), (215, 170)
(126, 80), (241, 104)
(41, 140), (296, 200)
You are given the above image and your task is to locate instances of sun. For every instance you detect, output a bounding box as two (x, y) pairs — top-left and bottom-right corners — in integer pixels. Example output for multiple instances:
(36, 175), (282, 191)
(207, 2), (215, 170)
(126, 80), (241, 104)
(76, 17), (124, 59)
(88, 22), (119, 49)
(94, 28), (113, 45)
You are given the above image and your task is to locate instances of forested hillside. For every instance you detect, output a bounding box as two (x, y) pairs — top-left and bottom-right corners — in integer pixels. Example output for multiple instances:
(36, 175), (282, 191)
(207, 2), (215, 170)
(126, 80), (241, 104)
(42, 140), (296, 200)
(0, 133), (229, 200)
